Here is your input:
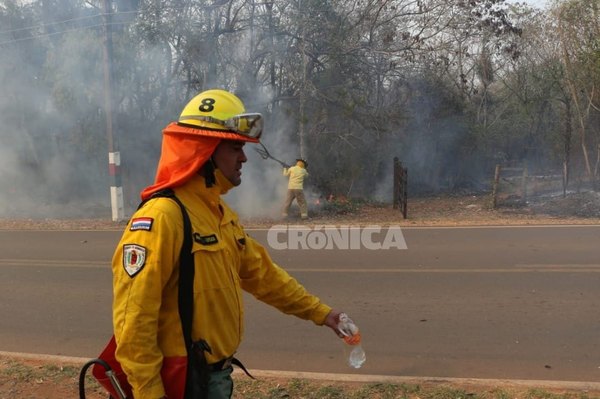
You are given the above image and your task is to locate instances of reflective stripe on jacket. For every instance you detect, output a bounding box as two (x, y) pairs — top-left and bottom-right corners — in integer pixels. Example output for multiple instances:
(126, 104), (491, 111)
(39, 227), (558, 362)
(112, 173), (331, 399)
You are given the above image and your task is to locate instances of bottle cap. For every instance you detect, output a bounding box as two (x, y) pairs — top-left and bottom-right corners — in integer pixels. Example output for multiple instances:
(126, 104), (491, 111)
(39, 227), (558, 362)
(343, 332), (361, 345)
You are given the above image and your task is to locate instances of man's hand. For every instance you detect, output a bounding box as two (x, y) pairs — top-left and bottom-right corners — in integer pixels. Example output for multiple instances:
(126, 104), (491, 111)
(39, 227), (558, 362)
(323, 309), (345, 338)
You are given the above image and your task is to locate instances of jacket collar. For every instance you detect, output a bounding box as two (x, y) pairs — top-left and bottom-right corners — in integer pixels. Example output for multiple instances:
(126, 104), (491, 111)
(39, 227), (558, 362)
(176, 174), (236, 225)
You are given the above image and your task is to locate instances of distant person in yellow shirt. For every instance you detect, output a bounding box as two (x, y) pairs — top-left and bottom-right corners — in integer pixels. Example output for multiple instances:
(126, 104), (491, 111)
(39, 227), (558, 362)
(282, 158), (309, 219)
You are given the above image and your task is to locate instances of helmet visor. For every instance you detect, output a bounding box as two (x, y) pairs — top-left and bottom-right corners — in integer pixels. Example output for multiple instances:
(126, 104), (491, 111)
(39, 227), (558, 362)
(179, 113), (263, 139)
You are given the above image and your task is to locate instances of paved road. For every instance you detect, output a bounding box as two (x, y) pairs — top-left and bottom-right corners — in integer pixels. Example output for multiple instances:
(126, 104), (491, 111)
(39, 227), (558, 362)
(0, 226), (599, 383)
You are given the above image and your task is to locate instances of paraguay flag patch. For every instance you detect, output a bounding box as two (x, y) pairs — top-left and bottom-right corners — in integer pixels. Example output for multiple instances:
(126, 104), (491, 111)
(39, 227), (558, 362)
(123, 244), (146, 277)
(130, 217), (153, 231)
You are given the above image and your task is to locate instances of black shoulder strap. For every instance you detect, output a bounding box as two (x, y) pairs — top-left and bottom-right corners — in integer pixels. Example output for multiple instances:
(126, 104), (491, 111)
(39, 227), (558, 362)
(139, 189), (195, 374)
(140, 189), (254, 390)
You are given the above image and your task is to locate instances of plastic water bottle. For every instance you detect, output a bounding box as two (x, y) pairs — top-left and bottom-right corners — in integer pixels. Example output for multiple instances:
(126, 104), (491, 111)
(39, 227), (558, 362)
(337, 313), (366, 368)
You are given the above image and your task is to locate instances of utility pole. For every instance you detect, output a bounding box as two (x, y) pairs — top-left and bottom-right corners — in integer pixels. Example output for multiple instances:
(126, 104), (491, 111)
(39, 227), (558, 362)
(298, 0), (307, 160)
(102, 0), (124, 221)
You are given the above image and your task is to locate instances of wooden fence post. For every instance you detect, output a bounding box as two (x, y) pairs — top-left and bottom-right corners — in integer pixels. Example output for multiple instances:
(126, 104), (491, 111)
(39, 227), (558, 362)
(393, 157), (408, 218)
(521, 165), (528, 201)
(401, 166), (408, 219)
(492, 164), (501, 209)
(562, 160), (568, 198)
(393, 157), (400, 210)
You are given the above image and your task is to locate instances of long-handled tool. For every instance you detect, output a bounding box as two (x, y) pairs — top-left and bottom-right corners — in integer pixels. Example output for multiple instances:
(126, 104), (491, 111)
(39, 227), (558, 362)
(254, 142), (290, 168)
(79, 358), (128, 399)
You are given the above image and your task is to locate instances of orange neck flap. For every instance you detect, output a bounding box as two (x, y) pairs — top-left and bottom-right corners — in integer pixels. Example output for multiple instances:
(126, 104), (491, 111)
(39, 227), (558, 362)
(140, 124), (221, 200)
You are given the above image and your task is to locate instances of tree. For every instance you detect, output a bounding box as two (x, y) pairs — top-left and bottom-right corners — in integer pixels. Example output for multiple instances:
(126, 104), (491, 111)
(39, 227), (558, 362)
(555, 0), (600, 180)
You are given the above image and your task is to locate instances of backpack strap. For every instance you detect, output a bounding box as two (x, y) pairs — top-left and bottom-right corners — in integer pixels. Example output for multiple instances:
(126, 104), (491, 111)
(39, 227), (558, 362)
(141, 189), (197, 397)
(140, 189), (253, 396)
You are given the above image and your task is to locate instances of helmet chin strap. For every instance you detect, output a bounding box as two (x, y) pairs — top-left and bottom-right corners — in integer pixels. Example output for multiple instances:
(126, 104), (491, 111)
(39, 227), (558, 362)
(202, 157), (217, 188)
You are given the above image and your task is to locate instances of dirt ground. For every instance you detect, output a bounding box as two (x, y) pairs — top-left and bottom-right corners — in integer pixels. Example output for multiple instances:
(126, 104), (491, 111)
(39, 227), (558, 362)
(1, 190), (600, 230)
(1, 191), (600, 398)
(2, 354), (599, 399)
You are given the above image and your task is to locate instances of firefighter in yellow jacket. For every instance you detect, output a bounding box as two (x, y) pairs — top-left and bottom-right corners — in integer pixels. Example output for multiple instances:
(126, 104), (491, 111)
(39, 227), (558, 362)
(282, 158), (309, 219)
(112, 89), (346, 399)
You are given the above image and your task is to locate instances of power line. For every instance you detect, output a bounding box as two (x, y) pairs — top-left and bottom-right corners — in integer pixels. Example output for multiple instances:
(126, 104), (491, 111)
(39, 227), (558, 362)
(0, 21), (132, 46)
(0, 2), (203, 47)
(0, 4), (193, 37)
(0, 10), (147, 36)
(0, 13), (104, 35)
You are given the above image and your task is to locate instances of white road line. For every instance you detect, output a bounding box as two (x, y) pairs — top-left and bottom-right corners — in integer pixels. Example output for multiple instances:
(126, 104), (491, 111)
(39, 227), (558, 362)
(1, 260), (598, 272)
(285, 267), (600, 273)
(0, 259), (108, 268)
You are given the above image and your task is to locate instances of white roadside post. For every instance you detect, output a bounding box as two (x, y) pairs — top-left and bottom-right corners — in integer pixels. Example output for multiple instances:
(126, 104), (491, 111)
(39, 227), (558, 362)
(109, 151), (125, 222)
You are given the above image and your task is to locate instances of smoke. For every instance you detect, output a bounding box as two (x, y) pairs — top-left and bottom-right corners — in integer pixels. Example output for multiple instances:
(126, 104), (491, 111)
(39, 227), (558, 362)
(0, 1), (545, 221)
(224, 146), (286, 219)
(0, 37), (469, 221)
(225, 111), (304, 219)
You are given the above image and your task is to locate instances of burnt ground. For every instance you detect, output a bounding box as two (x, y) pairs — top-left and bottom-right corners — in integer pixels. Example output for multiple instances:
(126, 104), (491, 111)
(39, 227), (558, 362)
(1, 190), (600, 230)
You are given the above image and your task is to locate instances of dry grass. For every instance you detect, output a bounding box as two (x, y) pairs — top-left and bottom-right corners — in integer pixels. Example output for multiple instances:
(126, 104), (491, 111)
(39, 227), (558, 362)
(2, 356), (599, 399)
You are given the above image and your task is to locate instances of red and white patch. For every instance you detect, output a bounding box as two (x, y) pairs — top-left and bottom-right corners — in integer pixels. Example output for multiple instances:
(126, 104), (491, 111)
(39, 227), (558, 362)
(122, 244), (146, 277)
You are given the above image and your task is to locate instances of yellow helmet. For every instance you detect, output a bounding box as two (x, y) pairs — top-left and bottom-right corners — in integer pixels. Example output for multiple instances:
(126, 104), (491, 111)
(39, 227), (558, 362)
(176, 89), (263, 142)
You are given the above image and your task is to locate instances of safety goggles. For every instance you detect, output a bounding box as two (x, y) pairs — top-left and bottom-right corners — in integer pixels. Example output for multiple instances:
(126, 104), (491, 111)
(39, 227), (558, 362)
(179, 113), (263, 139)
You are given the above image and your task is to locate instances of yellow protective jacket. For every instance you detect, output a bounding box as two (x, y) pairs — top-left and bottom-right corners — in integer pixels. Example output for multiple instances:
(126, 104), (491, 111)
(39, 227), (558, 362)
(112, 173), (332, 399)
(283, 165), (308, 190)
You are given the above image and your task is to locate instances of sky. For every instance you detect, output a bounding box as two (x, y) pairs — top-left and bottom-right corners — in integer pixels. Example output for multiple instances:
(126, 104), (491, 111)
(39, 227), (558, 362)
(526, 0), (550, 7)
(508, 0), (550, 8)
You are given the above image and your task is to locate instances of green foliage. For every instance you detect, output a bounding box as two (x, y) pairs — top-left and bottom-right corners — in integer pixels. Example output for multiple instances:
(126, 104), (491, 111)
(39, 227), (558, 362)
(320, 197), (362, 215)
